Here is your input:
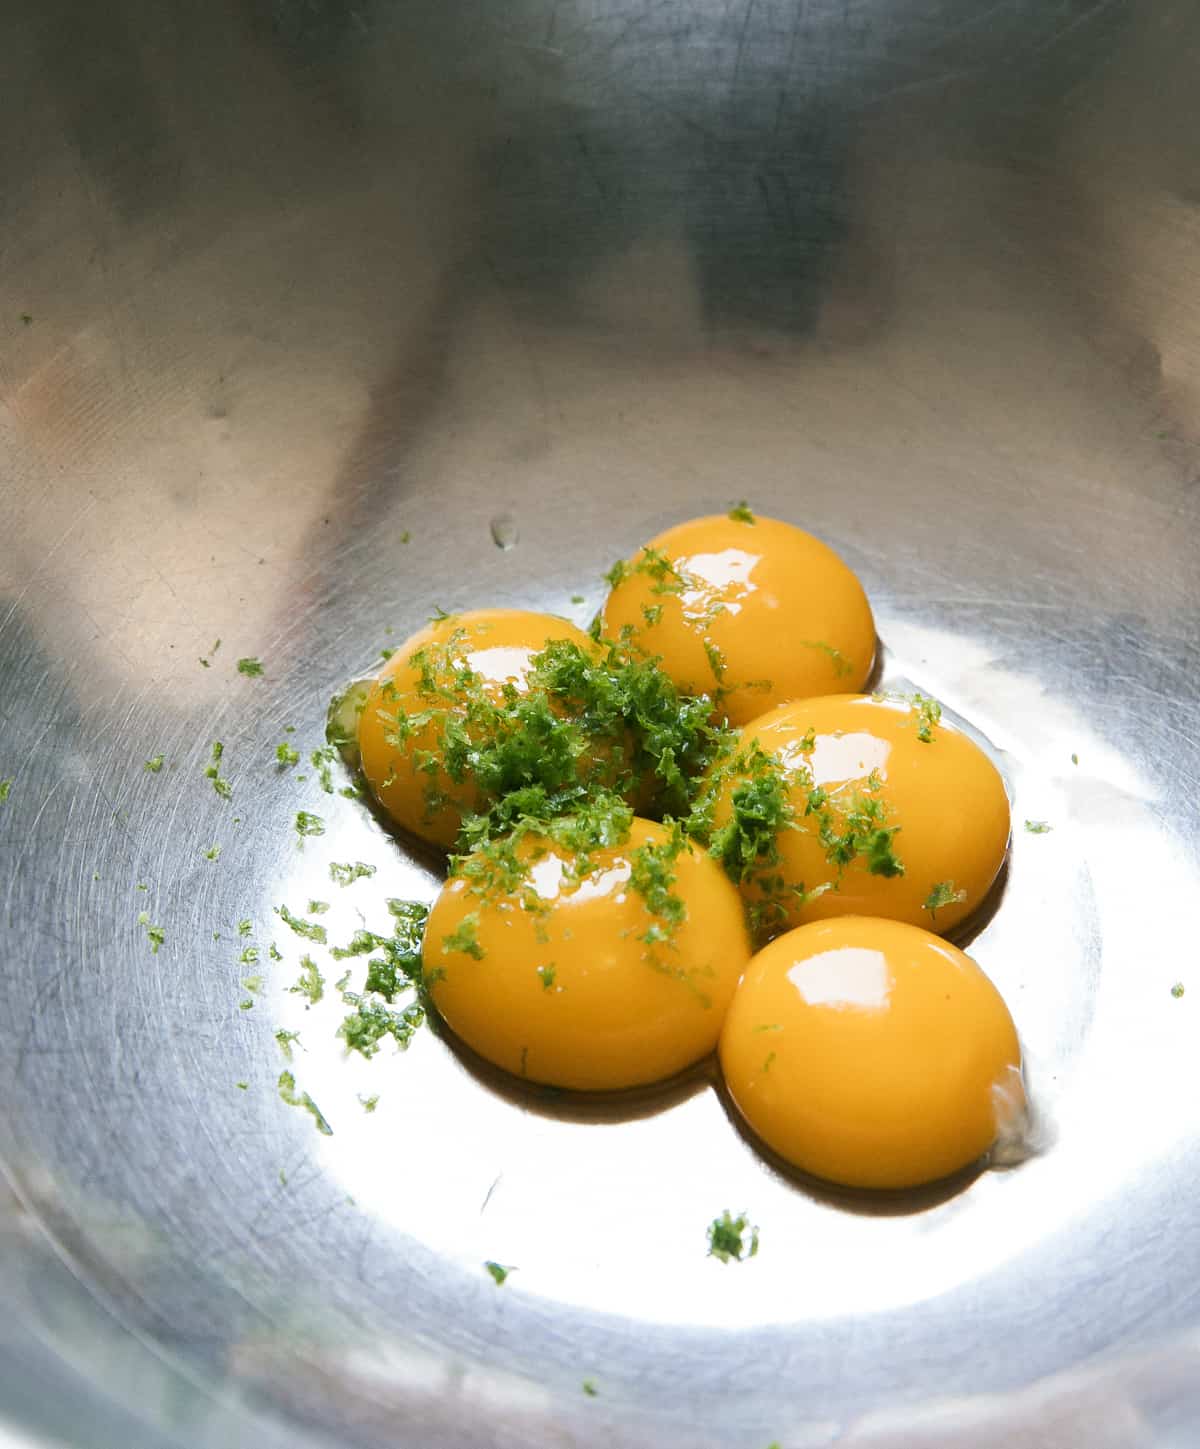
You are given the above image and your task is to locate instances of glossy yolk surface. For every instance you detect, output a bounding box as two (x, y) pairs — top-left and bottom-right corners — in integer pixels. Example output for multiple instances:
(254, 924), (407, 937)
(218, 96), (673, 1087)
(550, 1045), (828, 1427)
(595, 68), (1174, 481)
(600, 513), (875, 725)
(357, 609), (597, 849)
(711, 693), (1010, 935)
(425, 819), (752, 1090)
(720, 917), (1024, 1189)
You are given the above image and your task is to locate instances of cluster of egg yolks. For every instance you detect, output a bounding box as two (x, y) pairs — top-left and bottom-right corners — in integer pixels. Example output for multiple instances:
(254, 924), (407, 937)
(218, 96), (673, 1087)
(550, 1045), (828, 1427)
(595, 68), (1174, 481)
(354, 519), (1024, 1192)
(357, 610), (596, 850)
(425, 819), (752, 1091)
(600, 514), (876, 726)
(710, 693), (1011, 936)
(720, 917), (1024, 1189)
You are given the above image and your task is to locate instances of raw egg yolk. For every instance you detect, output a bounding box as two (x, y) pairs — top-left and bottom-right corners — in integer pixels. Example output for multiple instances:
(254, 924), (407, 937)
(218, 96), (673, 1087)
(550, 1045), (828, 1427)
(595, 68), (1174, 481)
(720, 917), (1024, 1189)
(710, 693), (1010, 935)
(600, 513), (875, 725)
(424, 818), (752, 1090)
(357, 609), (598, 850)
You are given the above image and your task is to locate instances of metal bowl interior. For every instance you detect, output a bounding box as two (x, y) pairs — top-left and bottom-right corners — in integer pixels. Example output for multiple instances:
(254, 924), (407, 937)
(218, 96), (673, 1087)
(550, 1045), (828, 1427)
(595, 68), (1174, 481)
(2, 3), (1199, 1447)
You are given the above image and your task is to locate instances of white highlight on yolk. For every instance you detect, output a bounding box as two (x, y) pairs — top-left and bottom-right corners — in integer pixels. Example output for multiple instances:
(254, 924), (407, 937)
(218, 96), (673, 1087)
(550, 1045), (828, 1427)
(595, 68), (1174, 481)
(526, 854), (631, 905)
(804, 731), (892, 784)
(465, 645), (535, 684)
(787, 947), (892, 1012)
(680, 547), (757, 620)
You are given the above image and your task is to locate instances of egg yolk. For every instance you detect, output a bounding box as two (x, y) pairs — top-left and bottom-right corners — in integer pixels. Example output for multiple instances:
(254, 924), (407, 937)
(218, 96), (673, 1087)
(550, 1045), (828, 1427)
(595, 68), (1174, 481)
(720, 917), (1024, 1189)
(600, 513), (875, 725)
(710, 693), (1010, 935)
(424, 819), (752, 1090)
(357, 610), (599, 849)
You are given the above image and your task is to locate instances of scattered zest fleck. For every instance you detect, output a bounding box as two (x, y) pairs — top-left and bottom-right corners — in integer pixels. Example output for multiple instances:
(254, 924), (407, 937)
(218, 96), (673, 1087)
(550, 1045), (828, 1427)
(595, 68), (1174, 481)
(912, 693), (942, 743)
(924, 880), (966, 918)
(1071, 753), (1079, 766)
(582, 1380), (598, 1398)
(205, 740), (232, 799)
(801, 639), (852, 678)
(728, 500), (756, 524)
(1024, 819), (1052, 835)
(203, 844), (221, 861)
(359, 1093), (380, 1113)
(0, 779), (10, 804)
(1172, 983), (1185, 999)
(329, 861), (376, 887)
(310, 746), (337, 793)
(137, 911), (165, 954)
(294, 810), (326, 842)
(277, 1071), (332, 1135)
(275, 904), (328, 944)
(274, 1028), (301, 1062)
(199, 638), (221, 668)
(236, 657), (264, 678)
(290, 954), (325, 1006)
(143, 755), (165, 773)
(707, 1210), (759, 1264)
(275, 741), (300, 767)
(484, 1261), (514, 1286)
(443, 914), (485, 960)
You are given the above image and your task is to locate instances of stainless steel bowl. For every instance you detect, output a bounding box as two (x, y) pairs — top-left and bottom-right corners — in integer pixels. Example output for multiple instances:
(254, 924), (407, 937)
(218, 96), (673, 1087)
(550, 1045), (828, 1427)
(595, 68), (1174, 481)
(3, 2), (1200, 1445)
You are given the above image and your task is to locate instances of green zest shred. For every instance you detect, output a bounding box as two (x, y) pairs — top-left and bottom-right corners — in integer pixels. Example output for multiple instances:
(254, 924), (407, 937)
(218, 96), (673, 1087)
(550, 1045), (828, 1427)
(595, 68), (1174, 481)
(330, 861), (376, 887)
(277, 1071), (332, 1135)
(310, 746), (337, 793)
(924, 880), (967, 918)
(294, 810), (325, 841)
(290, 954), (325, 1005)
(275, 904), (327, 944)
(707, 1210), (759, 1264)
(205, 741), (232, 800)
(442, 914), (485, 960)
(339, 997), (425, 1058)
(911, 693), (942, 743)
(137, 911), (165, 954)
(801, 639), (853, 677)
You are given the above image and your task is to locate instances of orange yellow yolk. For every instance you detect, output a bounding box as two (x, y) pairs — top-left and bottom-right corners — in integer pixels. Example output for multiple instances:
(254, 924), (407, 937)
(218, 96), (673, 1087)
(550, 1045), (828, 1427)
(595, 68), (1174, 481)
(356, 609), (599, 850)
(711, 693), (1011, 935)
(600, 513), (876, 725)
(719, 917), (1024, 1189)
(424, 819), (752, 1090)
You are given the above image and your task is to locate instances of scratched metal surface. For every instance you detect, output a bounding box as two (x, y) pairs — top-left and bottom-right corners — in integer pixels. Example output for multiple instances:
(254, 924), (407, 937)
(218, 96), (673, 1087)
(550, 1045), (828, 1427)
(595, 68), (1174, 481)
(2, 1), (1200, 1446)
